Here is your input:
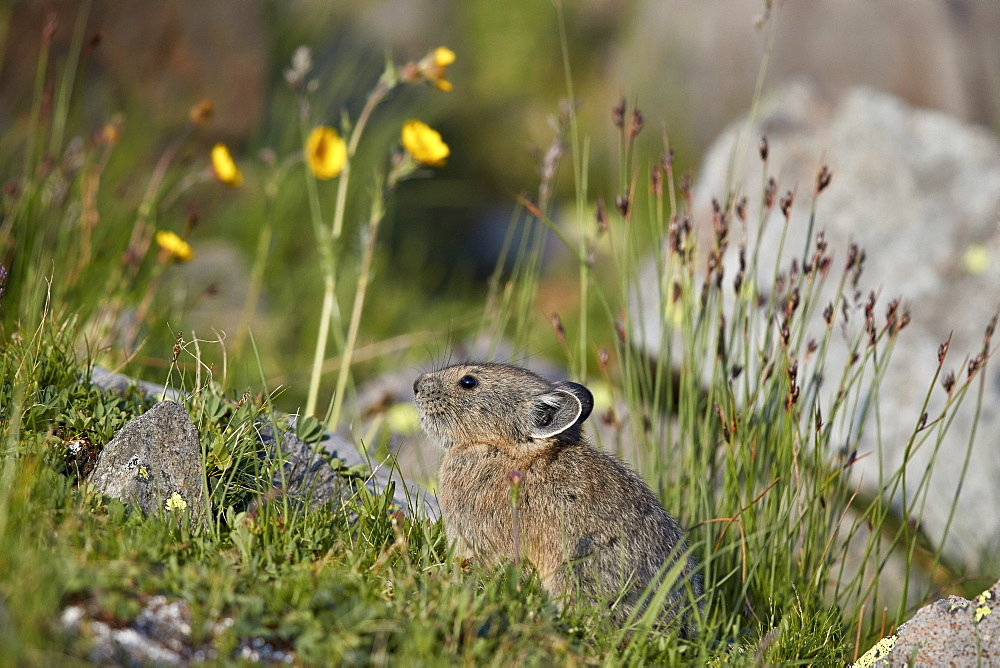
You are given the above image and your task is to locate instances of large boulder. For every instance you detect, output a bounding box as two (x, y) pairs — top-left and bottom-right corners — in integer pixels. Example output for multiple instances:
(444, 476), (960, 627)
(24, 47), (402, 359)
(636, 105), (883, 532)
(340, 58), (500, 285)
(634, 82), (1000, 569)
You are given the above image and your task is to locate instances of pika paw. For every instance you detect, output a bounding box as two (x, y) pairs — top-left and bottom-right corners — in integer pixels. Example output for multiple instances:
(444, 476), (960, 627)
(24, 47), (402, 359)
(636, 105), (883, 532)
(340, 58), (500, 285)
(413, 362), (702, 634)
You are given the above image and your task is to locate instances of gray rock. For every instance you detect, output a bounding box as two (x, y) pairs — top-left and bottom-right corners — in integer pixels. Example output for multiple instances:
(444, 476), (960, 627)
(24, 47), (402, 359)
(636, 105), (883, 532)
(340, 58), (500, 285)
(87, 367), (439, 519)
(633, 82), (1000, 570)
(89, 401), (207, 519)
(259, 417), (439, 520)
(61, 596), (228, 665)
(90, 366), (184, 402)
(853, 579), (1000, 666)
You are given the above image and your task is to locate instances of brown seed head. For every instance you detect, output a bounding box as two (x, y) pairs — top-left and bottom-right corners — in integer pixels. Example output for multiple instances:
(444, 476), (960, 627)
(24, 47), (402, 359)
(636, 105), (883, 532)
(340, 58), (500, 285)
(816, 165), (832, 193)
(612, 97), (626, 129)
(629, 108), (645, 140)
(595, 198), (609, 235)
(764, 177), (777, 210)
(615, 195), (630, 218)
(779, 191), (794, 219)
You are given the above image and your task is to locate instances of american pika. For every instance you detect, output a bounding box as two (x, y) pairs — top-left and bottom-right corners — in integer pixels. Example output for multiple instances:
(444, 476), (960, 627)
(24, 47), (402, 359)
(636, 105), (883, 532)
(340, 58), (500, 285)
(413, 362), (702, 633)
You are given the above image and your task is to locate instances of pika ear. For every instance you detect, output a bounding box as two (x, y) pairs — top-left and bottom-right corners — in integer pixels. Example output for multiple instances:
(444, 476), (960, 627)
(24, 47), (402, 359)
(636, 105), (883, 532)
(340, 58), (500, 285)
(528, 383), (594, 439)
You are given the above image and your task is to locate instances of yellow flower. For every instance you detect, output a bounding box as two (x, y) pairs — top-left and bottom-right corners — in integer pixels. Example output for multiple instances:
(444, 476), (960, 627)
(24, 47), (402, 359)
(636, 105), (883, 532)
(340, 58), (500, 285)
(305, 126), (347, 179)
(211, 143), (243, 187)
(164, 492), (188, 512)
(425, 46), (455, 91)
(401, 120), (449, 167)
(156, 231), (194, 262)
(401, 46), (456, 91)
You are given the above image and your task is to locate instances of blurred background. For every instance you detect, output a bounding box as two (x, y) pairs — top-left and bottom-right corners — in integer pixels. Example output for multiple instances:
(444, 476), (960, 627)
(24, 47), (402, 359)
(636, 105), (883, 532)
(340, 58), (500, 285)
(2, 0), (999, 410)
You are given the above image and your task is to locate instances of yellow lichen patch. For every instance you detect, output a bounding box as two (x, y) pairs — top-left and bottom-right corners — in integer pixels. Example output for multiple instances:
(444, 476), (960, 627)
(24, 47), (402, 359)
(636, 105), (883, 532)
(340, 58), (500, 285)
(852, 634), (898, 667)
(138, 465), (150, 480)
(164, 492), (188, 512)
(974, 589), (994, 623)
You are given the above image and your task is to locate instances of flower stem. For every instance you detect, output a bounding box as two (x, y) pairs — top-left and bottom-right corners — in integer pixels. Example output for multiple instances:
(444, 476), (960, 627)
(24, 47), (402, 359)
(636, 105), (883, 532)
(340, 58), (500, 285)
(327, 190), (384, 430)
(308, 77), (392, 420)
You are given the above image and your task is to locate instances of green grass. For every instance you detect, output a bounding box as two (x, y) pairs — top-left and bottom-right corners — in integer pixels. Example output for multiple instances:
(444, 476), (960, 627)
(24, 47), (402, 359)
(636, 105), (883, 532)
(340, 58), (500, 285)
(0, 8), (994, 665)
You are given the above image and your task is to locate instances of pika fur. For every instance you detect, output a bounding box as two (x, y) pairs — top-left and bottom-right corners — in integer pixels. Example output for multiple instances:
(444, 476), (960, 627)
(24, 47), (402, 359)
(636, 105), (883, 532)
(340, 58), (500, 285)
(413, 362), (702, 634)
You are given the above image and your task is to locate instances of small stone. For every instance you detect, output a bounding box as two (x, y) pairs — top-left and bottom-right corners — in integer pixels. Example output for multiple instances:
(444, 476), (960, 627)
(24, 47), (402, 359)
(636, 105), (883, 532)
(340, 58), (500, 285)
(88, 401), (207, 519)
(853, 579), (1000, 665)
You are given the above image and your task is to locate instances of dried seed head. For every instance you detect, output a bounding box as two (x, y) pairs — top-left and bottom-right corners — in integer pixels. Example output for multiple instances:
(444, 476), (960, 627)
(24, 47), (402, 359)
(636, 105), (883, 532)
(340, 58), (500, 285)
(968, 353), (985, 378)
(615, 195), (630, 218)
(779, 190), (794, 219)
(823, 303), (834, 327)
(715, 404), (730, 441)
(938, 336), (951, 365)
(595, 198), (609, 235)
(597, 347), (610, 371)
(942, 370), (956, 395)
(549, 312), (566, 343)
(764, 177), (777, 210)
(612, 97), (626, 129)
(662, 149), (675, 170)
(897, 309), (911, 332)
(852, 249), (867, 288)
(785, 383), (799, 410)
(985, 312), (998, 347)
(816, 165), (833, 193)
(629, 107), (644, 140)
(759, 136), (769, 162)
(680, 173), (693, 204)
(846, 243), (859, 271)
(172, 331), (184, 363)
(736, 196), (748, 222)
(650, 162), (663, 197)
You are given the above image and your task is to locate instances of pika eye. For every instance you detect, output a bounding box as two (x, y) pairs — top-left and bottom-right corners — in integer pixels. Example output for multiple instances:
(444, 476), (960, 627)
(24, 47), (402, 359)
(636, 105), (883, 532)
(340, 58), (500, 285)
(458, 375), (478, 390)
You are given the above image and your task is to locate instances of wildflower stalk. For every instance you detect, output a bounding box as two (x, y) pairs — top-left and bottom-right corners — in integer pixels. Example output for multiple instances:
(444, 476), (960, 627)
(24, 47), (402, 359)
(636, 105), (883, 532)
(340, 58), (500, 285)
(327, 178), (386, 430)
(305, 66), (395, 419)
(556, 0), (590, 379)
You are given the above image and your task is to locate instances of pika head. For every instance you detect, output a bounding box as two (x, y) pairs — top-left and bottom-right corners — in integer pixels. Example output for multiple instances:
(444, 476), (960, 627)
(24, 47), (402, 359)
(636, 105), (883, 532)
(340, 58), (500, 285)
(413, 363), (595, 453)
